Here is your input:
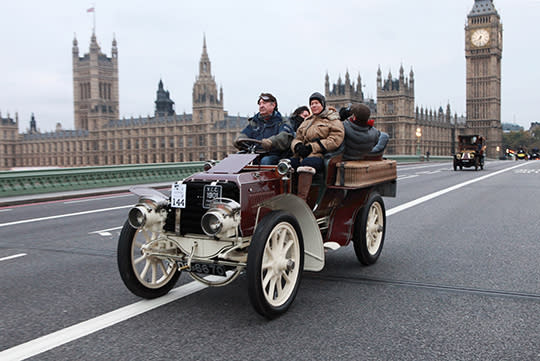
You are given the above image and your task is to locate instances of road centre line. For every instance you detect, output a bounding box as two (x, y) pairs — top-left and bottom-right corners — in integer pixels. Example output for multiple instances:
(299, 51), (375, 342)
(398, 164), (449, 171)
(387, 161), (528, 217)
(0, 253), (27, 262)
(398, 174), (419, 180)
(0, 205), (132, 228)
(89, 226), (123, 234)
(0, 162), (529, 359)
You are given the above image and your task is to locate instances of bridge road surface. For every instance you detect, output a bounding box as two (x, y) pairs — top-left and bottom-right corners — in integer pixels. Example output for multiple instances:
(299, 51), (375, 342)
(1, 160), (539, 360)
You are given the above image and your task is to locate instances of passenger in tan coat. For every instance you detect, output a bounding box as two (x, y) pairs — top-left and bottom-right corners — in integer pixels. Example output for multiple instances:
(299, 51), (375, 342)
(290, 92), (344, 201)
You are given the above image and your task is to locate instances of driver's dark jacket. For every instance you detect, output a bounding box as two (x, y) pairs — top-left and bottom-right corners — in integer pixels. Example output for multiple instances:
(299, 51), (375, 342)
(236, 111), (293, 156)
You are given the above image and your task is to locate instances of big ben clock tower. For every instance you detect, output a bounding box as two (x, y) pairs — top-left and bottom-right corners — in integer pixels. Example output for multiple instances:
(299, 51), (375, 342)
(465, 0), (503, 158)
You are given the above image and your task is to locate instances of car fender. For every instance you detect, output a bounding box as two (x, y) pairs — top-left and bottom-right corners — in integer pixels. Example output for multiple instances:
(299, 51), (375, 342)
(257, 193), (324, 272)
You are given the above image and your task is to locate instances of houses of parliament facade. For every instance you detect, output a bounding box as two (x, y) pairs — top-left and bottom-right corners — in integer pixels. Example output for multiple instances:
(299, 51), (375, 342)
(0, 0), (503, 169)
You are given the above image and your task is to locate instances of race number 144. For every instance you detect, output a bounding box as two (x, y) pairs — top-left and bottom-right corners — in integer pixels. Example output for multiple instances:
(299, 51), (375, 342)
(171, 183), (187, 208)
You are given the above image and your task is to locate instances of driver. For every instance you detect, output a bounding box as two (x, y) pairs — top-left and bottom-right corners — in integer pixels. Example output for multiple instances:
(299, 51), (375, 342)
(234, 93), (293, 165)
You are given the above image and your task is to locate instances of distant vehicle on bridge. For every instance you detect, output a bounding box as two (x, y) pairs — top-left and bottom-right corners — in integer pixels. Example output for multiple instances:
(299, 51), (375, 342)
(515, 147), (529, 161)
(454, 135), (485, 171)
(530, 147), (540, 160)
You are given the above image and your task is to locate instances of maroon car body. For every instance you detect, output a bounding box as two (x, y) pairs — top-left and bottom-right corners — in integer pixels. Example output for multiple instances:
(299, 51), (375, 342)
(117, 149), (396, 318)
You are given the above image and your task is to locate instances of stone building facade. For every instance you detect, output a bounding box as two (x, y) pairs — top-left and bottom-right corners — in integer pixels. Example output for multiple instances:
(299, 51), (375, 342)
(325, 0), (503, 158)
(3, 35), (247, 169)
(326, 66), (467, 156)
(465, 0), (503, 157)
(72, 33), (119, 131)
(0, 113), (19, 169)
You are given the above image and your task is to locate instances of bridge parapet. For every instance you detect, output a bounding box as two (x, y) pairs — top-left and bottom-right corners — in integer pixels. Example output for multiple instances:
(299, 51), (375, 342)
(0, 162), (204, 197)
(0, 156), (454, 198)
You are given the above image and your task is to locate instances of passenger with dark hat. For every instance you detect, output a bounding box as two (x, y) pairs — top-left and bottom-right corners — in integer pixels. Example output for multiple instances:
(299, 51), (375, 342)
(234, 92), (294, 165)
(290, 92), (344, 201)
(290, 105), (310, 132)
(342, 103), (388, 161)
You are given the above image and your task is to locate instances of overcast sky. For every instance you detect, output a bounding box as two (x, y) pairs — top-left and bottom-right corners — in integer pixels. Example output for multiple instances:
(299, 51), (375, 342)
(2, 0), (539, 132)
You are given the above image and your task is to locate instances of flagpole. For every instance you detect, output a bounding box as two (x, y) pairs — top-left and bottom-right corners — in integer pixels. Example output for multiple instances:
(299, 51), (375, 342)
(87, 4), (96, 34)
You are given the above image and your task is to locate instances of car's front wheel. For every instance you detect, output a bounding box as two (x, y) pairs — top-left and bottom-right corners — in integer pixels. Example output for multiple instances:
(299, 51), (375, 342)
(353, 192), (386, 265)
(117, 220), (180, 299)
(247, 211), (304, 319)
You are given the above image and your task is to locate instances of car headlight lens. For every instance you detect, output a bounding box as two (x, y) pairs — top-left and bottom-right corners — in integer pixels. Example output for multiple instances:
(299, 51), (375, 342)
(276, 159), (292, 176)
(456, 154), (462, 160)
(127, 197), (168, 232)
(201, 212), (224, 235)
(128, 206), (147, 228)
(201, 198), (241, 238)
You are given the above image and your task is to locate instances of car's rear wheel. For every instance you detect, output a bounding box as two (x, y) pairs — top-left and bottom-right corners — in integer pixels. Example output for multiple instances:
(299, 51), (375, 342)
(353, 192), (385, 265)
(247, 211), (304, 319)
(117, 220), (180, 299)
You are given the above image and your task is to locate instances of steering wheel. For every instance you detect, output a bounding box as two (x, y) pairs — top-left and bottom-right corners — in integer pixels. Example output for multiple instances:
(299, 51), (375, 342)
(235, 138), (267, 154)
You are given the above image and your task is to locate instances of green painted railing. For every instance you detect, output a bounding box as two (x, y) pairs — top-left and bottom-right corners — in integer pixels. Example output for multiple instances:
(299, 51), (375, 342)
(0, 156), (453, 198)
(0, 162), (205, 197)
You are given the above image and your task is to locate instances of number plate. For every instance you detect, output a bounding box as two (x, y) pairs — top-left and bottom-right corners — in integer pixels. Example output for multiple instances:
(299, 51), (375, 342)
(203, 185), (222, 209)
(171, 183), (186, 208)
(180, 262), (227, 276)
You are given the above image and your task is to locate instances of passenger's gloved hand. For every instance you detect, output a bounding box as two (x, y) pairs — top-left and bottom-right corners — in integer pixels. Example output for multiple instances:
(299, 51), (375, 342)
(294, 143), (305, 156)
(261, 138), (272, 151)
(295, 143), (312, 158)
(339, 106), (352, 121)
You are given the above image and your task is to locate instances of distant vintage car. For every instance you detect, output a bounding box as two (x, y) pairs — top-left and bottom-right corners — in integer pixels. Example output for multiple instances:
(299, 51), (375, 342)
(117, 139), (397, 318)
(454, 135), (485, 171)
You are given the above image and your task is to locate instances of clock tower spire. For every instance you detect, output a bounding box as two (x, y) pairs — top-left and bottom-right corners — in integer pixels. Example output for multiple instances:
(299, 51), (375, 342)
(465, 0), (503, 158)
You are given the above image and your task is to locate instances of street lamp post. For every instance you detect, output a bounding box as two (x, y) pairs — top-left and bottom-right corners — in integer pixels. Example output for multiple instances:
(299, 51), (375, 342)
(415, 127), (422, 157)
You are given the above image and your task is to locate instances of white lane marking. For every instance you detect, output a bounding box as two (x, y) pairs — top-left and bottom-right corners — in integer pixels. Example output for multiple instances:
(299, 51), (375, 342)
(0, 253), (27, 262)
(399, 164), (449, 171)
(514, 168), (540, 174)
(0, 208), (13, 212)
(387, 162), (528, 216)
(89, 226), (123, 235)
(0, 281), (209, 361)
(398, 174), (419, 180)
(0, 205), (132, 228)
(0, 162), (529, 359)
(63, 194), (132, 204)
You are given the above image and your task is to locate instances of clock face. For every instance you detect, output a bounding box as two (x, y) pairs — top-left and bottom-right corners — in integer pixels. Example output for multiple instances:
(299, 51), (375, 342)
(471, 29), (490, 47)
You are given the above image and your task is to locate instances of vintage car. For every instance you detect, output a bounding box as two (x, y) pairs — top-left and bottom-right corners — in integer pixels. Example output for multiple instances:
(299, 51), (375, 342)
(454, 135), (485, 171)
(117, 139), (397, 319)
